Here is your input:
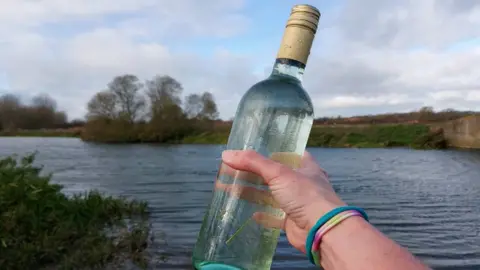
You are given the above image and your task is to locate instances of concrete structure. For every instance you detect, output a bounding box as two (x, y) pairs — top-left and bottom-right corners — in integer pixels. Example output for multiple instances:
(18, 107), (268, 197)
(437, 116), (480, 149)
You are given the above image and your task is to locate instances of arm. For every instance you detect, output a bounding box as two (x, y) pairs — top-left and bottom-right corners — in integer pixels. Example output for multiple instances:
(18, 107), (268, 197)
(220, 150), (431, 270)
(318, 216), (431, 270)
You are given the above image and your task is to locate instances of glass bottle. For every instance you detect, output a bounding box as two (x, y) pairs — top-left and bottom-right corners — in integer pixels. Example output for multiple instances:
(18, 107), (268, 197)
(193, 4), (320, 270)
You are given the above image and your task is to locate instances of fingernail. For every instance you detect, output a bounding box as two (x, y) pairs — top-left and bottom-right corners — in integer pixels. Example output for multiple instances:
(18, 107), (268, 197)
(222, 150), (236, 163)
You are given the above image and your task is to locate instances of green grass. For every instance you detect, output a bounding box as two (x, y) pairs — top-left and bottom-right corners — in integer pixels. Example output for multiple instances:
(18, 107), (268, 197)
(307, 124), (446, 149)
(2, 124), (446, 150)
(180, 124), (447, 149)
(182, 132), (229, 145)
(0, 129), (81, 138)
(0, 154), (152, 269)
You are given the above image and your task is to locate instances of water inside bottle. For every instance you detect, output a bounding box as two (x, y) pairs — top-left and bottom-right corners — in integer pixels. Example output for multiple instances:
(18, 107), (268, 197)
(192, 107), (313, 270)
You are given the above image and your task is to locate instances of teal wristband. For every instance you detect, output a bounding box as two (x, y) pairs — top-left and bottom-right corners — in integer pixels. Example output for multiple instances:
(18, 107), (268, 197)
(305, 206), (369, 264)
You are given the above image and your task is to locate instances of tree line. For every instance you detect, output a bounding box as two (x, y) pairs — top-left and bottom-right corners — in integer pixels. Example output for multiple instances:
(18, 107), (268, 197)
(0, 93), (70, 131)
(2, 75), (477, 143)
(314, 106), (478, 125)
(82, 74), (220, 143)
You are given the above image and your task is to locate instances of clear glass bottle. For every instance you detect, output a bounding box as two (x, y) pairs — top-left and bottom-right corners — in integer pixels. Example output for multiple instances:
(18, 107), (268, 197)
(193, 4), (320, 270)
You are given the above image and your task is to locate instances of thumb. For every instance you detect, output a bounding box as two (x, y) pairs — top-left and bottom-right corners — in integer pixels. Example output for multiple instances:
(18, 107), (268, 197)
(300, 150), (319, 169)
(221, 150), (294, 185)
(299, 150), (329, 179)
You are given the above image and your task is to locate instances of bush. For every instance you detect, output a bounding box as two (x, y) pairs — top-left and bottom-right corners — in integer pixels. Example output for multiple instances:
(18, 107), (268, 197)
(412, 128), (448, 149)
(0, 154), (152, 269)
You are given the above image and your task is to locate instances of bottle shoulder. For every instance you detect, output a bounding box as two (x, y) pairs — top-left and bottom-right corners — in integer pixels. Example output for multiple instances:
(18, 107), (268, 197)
(240, 75), (314, 114)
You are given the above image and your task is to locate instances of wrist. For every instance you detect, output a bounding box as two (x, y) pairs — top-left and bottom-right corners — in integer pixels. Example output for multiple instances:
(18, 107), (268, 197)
(306, 198), (346, 231)
(319, 216), (370, 268)
(321, 215), (369, 244)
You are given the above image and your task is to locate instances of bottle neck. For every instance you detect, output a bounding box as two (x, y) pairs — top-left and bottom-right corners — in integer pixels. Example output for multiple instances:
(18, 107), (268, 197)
(270, 58), (306, 82)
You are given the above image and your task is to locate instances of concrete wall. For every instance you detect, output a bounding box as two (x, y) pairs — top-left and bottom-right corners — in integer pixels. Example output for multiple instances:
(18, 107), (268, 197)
(436, 116), (480, 149)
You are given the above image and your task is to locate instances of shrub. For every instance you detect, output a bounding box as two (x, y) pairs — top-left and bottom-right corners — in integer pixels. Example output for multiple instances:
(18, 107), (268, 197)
(0, 154), (152, 269)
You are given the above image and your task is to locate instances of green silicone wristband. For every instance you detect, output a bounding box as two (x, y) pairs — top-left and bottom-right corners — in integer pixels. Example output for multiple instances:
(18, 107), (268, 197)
(305, 206), (369, 264)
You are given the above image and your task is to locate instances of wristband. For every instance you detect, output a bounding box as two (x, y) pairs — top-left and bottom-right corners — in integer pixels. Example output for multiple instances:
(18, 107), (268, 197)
(311, 210), (363, 266)
(305, 206), (369, 265)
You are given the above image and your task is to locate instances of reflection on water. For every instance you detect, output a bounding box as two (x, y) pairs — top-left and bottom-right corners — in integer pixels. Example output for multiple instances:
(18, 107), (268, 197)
(1, 138), (479, 270)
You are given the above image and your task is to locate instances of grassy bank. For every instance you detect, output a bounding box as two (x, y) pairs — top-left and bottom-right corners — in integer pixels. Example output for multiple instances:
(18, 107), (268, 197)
(182, 131), (229, 145)
(307, 124), (446, 149)
(181, 124), (447, 149)
(1, 124), (447, 149)
(0, 154), (152, 269)
(0, 128), (81, 138)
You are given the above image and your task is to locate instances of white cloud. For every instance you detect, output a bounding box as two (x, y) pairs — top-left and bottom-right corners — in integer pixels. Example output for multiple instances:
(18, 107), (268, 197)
(1, 28), (259, 119)
(336, 0), (480, 49)
(0, 0), (252, 119)
(429, 91), (463, 101)
(1, 0), (480, 120)
(305, 0), (480, 116)
(317, 94), (410, 109)
(466, 91), (480, 101)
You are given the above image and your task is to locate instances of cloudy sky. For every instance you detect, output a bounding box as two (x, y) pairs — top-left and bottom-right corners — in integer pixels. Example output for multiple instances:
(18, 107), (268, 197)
(1, 0), (479, 120)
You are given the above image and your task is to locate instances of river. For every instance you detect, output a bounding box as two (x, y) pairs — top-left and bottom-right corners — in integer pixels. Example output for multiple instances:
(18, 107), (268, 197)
(0, 137), (479, 270)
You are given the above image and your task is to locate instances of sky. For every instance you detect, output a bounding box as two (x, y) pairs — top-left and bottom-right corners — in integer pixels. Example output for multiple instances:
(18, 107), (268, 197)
(1, 0), (480, 121)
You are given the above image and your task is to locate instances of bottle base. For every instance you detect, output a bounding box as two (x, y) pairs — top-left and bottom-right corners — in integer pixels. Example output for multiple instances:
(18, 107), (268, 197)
(194, 261), (244, 270)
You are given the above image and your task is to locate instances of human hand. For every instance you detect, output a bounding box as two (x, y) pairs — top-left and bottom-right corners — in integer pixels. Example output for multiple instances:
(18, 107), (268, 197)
(217, 149), (346, 253)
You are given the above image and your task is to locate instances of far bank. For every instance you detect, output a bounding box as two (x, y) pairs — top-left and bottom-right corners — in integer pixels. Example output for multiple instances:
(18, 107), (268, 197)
(0, 128), (82, 138)
(181, 124), (446, 149)
(78, 115), (480, 150)
(0, 123), (447, 150)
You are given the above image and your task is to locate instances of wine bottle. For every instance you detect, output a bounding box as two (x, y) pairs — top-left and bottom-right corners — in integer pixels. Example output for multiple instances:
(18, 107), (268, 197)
(193, 4), (320, 270)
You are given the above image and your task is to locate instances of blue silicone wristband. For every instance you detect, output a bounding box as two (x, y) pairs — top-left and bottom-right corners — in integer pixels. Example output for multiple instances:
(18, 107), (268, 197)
(305, 206), (369, 264)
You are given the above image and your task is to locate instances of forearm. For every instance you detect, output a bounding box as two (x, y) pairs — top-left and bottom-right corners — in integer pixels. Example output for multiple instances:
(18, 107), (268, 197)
(319, 216), (431, 270)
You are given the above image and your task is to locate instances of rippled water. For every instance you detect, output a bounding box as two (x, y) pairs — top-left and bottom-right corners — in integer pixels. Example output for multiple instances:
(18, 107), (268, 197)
(1, 137), (479, 270)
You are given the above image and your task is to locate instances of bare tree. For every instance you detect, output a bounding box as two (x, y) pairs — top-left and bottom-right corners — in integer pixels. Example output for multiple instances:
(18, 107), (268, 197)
(0, 93), (69, 130)
(0, 94), (22, 130)
(142, 75), (187, 141)
(184, 92), (219, 120)
(184, 93), (202, 119)
(200, 92), (219, 120)
(31, 93), (57, 111)
(419, 106), (435, 122)
(26, 94), (62, 129)
(54, 111), (68, 126)
(82, 73), (222, 143)
(87, 91), (118, 120)
(419, 106), (434, 114)
(108, 75), (145, 123)
(146, 75), (182, 115)
(146, 75), (183, 121)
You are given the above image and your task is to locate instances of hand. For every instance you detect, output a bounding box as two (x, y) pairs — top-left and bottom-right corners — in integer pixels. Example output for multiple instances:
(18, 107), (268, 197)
(218, 149), (346, 253)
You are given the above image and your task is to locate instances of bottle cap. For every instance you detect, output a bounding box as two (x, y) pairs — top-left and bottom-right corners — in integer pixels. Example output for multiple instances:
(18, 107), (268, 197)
(287, 4), (321, 34)
(276, 4), (321, 65)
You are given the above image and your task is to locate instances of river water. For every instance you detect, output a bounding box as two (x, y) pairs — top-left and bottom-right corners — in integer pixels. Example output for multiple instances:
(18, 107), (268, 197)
(0, 137), (479, 270)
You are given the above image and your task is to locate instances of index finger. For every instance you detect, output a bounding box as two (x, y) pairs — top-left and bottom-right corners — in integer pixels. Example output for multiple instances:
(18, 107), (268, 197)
(218, 162), (266, 185)
(221, 150), (298, 185)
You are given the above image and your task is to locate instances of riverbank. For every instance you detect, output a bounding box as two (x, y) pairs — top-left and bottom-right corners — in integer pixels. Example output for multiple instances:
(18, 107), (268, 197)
(0, 124), (448, 149)
(307, 124), (446, 149)
(0, 127), (81, 138)
(181, 124), (447, 149)
(0, 154), (152, 269)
